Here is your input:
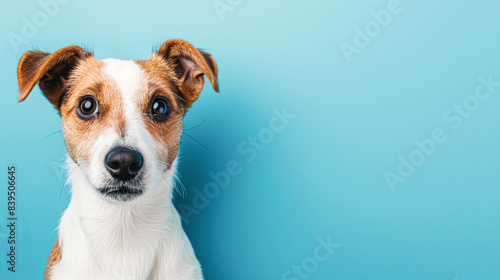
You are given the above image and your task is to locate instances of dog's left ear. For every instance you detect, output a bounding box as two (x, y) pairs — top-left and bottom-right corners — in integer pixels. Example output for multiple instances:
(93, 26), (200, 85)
(17, 46), (91, 108)
(156, 39), (219, 109)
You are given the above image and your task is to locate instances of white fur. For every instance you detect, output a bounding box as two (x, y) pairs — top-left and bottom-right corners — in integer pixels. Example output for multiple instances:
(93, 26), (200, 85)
(49, 59), (203, 280)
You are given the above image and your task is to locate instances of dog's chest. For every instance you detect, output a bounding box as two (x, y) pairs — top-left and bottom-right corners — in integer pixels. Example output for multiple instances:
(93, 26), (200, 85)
(51, 214), (163, 279)
(48, 199), (203, 280)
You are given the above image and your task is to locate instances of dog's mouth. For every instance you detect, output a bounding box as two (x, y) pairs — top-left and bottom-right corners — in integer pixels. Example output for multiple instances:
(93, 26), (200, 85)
(98, 182), (143, 201)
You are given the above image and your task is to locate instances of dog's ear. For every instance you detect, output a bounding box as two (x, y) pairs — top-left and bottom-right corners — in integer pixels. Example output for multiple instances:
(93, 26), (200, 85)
(156, 39), (219, 109)
(17, 46), (91, 108)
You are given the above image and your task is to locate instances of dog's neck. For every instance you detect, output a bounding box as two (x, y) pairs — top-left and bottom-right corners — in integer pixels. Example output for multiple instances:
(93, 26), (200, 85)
(53, 158), (193, 279)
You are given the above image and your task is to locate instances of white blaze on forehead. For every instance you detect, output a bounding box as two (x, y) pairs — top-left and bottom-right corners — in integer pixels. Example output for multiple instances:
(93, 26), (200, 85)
(101, 58), (146, 134)
(102, 58), (145, 98)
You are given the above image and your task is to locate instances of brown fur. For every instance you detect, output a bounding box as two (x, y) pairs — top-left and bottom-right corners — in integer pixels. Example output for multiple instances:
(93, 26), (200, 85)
(156, 39), (219, 109)
(17, 46), (92, 107)
(44, 240), (61, 280)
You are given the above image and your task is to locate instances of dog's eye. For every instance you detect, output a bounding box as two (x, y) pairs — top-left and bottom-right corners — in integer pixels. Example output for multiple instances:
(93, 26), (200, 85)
(77, 96), (98, 119)
(151, 97), (169, 121)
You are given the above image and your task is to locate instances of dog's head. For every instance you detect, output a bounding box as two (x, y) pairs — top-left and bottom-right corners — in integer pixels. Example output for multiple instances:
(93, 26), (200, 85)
(17, 39), (218, 202)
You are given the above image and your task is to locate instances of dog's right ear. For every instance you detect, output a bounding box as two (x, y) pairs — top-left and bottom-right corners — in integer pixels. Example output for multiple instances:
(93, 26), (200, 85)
(17, 46), (91, 108)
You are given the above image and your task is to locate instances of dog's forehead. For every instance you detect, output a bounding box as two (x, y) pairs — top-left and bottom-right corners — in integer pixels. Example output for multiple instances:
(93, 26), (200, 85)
(101, 58), (146, 97)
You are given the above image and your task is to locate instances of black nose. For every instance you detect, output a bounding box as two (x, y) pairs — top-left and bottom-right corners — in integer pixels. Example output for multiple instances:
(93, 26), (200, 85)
(105, 147), (143, 181)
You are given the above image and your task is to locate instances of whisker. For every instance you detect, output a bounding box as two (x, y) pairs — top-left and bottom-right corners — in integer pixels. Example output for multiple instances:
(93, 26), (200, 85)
(59, 166), (76, 203)
(154, 170), (169, 186)
(41, 130), (62, 141)
(182, 132), (211, 152)
(43, 162), (72, 169)
(153, 170), (184, 199)
(184, 117), (210, 132)
(171, 172), (186, 198)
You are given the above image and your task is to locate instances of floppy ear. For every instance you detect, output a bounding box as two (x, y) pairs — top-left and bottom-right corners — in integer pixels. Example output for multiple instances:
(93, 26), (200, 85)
(156, 39), (219, 109)
(17, 46), (91, 108)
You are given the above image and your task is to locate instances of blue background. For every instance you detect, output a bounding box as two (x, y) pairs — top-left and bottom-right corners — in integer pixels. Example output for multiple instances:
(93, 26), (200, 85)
(1, 0), (500, 279)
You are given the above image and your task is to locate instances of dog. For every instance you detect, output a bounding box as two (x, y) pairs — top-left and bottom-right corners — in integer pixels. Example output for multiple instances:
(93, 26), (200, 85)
(17, 39), (218, 280)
